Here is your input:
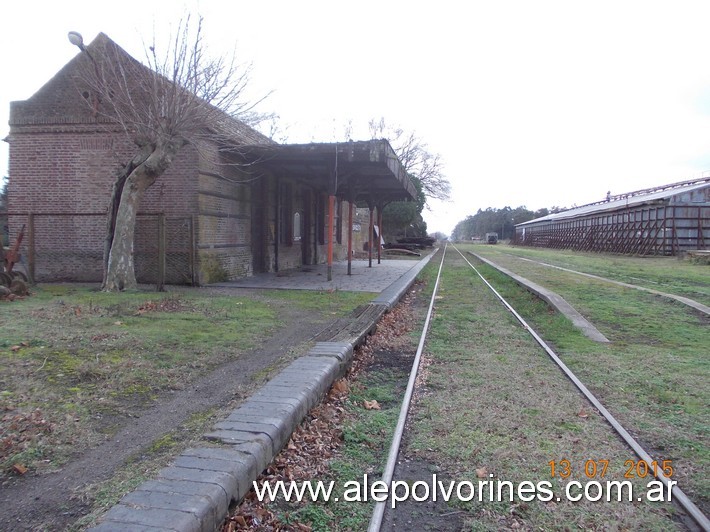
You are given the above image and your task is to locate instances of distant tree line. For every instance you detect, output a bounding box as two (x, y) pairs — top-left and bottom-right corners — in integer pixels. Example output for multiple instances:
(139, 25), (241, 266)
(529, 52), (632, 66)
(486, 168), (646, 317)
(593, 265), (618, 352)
(450, 205), (567, 241)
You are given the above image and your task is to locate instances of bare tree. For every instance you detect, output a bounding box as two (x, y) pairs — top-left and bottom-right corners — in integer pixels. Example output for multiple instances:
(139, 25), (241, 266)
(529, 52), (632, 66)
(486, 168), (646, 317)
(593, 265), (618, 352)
(368, 117), (451, 203)
(73, 17), (267, 291)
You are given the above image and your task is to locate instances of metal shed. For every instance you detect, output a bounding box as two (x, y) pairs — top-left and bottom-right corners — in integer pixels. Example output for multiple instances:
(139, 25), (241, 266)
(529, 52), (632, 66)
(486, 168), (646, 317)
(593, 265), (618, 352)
(513, 178), (710, 255)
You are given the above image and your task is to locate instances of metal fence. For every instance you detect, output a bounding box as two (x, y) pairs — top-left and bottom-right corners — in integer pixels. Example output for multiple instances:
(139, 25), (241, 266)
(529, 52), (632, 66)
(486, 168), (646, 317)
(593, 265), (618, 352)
(513, 205), (709, 255)
(6, 212), (197, 286)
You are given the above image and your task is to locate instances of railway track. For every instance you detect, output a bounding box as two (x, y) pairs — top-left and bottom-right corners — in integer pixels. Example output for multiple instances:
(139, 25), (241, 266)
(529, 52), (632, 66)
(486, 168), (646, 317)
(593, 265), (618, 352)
(368, 243), (709, 532)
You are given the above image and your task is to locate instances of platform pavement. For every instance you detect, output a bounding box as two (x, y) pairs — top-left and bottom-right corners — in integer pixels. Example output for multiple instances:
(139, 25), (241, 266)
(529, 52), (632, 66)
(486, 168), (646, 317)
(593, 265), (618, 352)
(210, 257), (421, 293)
(89, 250), (436, 531)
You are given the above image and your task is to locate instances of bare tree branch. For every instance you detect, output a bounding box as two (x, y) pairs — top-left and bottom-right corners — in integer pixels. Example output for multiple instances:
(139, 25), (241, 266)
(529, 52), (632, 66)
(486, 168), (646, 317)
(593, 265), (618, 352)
(368, 117), (451, 202)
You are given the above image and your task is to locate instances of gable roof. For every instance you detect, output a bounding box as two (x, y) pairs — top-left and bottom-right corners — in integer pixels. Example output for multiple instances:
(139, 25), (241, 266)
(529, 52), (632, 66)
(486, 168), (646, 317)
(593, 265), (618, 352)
(9, 33), (272, 146)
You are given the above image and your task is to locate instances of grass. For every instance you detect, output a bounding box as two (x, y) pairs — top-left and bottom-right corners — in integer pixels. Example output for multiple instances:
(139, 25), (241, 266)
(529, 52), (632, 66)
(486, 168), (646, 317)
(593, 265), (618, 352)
(470, 243), (710, 306)
(0, 283), (372, 480)
(448, 244), (708, 520)
(459, 245), (708, 492)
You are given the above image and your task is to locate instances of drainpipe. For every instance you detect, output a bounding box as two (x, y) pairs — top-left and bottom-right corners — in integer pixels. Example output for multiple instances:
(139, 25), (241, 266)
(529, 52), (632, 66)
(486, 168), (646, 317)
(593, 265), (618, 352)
(327, 194), (335, 281)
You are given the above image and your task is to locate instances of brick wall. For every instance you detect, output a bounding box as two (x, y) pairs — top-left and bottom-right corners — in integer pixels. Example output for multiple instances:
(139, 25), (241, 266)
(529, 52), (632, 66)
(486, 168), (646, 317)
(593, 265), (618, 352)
(196, 147), (256, 283)
(6, 37), (217, 285)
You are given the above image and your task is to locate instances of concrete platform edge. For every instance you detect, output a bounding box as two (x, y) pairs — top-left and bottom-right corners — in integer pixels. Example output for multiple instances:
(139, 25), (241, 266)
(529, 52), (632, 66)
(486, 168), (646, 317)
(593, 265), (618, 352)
(89, 250), (437, 532)
(467, 250), (610, 343)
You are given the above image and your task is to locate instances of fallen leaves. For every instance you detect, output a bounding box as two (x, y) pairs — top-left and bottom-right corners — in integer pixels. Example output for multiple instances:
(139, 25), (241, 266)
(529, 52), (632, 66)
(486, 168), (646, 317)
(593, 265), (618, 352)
(363, 399), (381, 410)
(135, 298), (186, 315)
(12, 463), (28, 475)
(223, 391), (347, 530)
(9, 342), (29, 353)
(330, 379), (348, 396)
(1, 407), (54, 472)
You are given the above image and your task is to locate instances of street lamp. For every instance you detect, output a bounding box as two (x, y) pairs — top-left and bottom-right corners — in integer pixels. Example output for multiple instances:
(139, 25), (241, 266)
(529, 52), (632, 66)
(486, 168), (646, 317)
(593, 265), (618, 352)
(67, 31), (100, 115)
(67, 31), (85, 51)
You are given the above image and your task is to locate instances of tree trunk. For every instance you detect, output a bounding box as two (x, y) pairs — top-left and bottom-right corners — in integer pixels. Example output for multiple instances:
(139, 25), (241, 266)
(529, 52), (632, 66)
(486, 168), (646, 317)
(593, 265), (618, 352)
(102, 139), (184, 292)
(102, 146), (152, 286)
(103, 175), (141, 291)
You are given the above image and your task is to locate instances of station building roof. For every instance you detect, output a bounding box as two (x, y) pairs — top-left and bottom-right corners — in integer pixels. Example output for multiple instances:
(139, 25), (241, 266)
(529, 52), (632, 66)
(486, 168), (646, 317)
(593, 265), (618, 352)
(239, 140), (418, 206)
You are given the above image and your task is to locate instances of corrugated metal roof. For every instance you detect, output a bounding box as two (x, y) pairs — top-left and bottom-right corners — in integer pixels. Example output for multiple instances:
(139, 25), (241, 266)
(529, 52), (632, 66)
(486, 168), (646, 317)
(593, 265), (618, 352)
(517, 178), (710, 226)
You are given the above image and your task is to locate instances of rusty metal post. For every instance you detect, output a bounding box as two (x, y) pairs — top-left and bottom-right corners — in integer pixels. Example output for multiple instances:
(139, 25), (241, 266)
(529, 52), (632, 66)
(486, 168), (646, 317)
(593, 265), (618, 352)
(27, 214), (35, 283)
(327, 194), (335, 281)
(157, 214), (165, 292)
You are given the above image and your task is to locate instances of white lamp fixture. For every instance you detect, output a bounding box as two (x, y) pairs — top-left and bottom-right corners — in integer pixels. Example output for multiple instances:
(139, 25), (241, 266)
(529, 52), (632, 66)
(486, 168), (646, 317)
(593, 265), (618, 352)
(67, 31), (85, 50)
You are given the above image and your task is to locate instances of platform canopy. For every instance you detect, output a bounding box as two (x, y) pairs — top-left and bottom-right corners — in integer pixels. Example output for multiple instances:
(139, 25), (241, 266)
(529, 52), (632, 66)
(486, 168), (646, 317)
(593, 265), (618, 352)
(239, 139), (418, 205)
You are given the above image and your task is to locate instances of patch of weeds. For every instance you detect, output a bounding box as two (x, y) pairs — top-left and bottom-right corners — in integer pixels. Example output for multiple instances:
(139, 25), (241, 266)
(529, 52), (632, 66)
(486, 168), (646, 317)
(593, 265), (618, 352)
(284, 504), (332, 531)
(0, 285), (283, 480)
(265, 289), (375, 316)
(146, 433), (178, 454)
(73, 407), (222, 530)
(70, 470), (154, 531)
(200, 254), (229, 283)
(251, 361), (288, 384)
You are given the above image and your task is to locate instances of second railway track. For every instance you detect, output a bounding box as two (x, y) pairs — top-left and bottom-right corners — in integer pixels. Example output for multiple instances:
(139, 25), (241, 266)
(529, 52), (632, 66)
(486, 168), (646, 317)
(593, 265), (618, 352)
(371, 244), (708, 531)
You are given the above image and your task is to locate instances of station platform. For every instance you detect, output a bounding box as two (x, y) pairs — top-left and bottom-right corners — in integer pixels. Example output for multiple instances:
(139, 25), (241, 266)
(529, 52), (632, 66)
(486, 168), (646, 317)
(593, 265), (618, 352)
(211, 258), (421, 293)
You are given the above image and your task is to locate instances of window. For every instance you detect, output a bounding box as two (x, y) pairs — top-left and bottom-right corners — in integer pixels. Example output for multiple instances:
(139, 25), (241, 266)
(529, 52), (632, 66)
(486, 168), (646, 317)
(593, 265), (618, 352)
(293, 212), (301, 242)
(279, 183), (293, 245)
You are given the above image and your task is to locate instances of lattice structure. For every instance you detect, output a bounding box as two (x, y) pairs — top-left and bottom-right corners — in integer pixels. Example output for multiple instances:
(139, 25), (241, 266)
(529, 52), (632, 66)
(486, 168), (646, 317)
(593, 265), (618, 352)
(514, 180), (710, 255)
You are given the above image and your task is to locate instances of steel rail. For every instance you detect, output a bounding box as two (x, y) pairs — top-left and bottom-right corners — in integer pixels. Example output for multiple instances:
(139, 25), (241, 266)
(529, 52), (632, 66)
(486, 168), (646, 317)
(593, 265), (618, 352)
(453, 245), (709, 532)
(367, 244), (447, 532)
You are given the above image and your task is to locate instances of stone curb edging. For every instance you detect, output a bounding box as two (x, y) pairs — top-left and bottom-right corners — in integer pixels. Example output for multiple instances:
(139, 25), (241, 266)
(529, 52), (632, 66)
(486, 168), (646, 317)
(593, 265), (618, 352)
(89, 250), (437, 531)
(372, 251), (434, 309)
(467, 250), (610, 343)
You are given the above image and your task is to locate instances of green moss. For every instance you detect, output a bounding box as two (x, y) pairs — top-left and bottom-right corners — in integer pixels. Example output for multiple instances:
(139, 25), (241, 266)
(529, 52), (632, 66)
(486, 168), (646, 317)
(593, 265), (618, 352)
(200, 254), (229, 283)
(147, 434), (178, 454)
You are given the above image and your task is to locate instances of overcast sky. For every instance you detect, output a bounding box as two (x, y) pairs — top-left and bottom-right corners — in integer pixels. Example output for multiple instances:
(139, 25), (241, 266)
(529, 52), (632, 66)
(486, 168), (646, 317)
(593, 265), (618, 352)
(2, 0), (710, 234)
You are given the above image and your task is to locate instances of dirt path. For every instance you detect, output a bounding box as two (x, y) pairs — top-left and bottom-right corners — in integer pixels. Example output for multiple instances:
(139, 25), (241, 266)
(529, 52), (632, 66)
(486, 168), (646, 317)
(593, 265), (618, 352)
(0, 291), (329, 531)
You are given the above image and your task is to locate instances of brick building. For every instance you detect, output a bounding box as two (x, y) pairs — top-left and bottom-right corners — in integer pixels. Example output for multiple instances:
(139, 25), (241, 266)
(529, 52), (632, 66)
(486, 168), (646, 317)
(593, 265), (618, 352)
(6, 33), (415, 285)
